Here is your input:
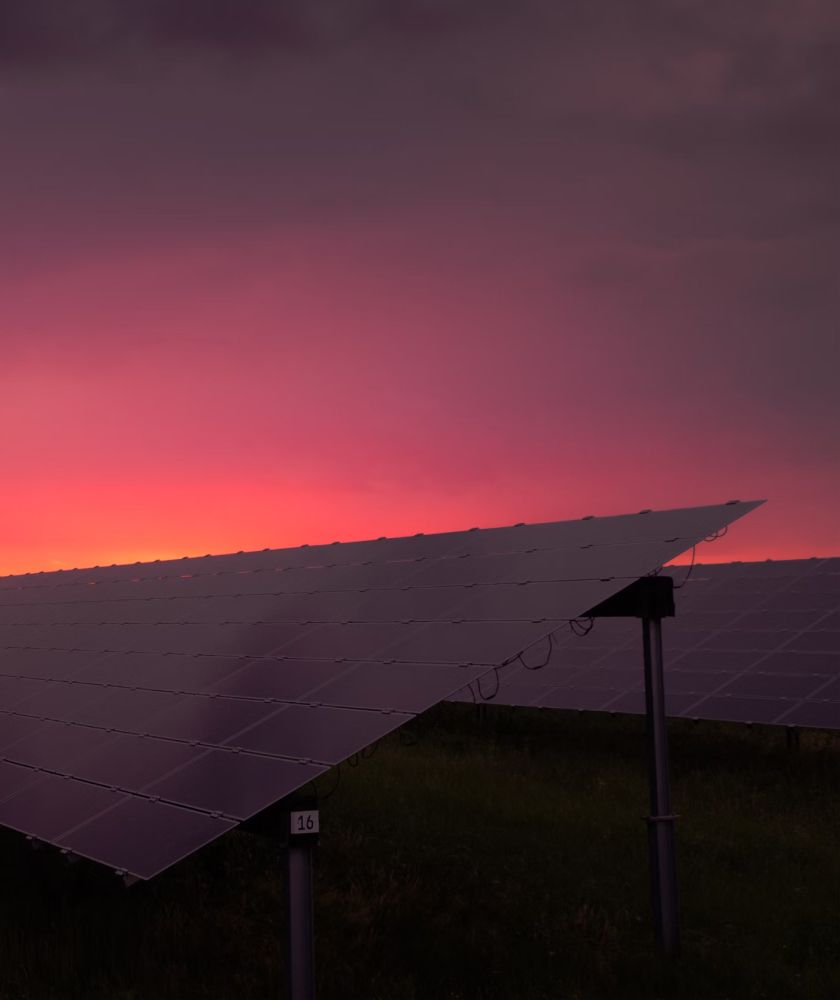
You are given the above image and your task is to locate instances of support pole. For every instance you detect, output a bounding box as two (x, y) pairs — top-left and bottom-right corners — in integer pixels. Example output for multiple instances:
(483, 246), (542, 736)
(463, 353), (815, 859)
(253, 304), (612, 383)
(286, 803), (319, 1000)
(642, 615), (680, 957)
(785, 726), (800, 753)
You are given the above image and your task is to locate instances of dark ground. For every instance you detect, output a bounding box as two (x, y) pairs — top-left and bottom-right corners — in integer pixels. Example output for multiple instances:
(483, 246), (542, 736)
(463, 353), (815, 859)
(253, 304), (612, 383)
(0, 704), (838, 999)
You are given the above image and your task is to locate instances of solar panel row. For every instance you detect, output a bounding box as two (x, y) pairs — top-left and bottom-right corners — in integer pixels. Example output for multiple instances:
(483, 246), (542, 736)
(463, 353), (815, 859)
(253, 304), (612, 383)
(0, 501), (761, 878)
(0, 504), (752, 592)
(452, 556), (840, 731)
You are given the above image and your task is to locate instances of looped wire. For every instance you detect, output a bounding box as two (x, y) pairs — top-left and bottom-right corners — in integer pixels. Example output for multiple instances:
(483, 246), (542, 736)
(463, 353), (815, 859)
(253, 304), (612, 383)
(316, 738), (381, 800)
(517, 631), (554, 671)
(673, 543), (696, 590)
(674, 523), (726, 590)
(570, 616), (595, 637)
(704, 524), (728, 543)
(316, 764), (342, 800)
(476, 666), (500, 701)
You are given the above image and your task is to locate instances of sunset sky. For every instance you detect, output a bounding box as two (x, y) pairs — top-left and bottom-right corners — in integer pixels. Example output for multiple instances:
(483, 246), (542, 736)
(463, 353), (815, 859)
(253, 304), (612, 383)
(2, 0), (838, 575)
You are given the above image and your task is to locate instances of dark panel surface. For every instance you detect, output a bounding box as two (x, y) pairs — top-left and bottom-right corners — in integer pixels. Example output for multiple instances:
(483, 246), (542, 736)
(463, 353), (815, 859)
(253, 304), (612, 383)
(68, 734), (200, 791)
(0, 501), (760, 877)
(58, 797), (237, 879)
(0, 760), (47, 802)
(0, 774), (125, 841)
(229, 704), (410, 763)
(144, 750), (327, 820)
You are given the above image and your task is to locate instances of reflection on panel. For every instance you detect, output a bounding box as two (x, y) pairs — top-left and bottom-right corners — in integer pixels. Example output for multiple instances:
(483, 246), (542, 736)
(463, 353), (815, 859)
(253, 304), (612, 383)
(0, 760), (47, 802)
(230, 704), (409, 764)
(144, 751), (327, 821)
(59, 797), (237, 880)
(311, 661), (490, 712)
(1, 721), (113, 769)
(0, 773), (126, 841)
(146, 695), (282, 745)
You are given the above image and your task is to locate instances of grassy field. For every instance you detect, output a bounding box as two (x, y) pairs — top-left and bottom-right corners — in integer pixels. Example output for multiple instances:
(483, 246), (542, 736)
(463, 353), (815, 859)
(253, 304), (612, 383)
(0, 704), (838, 999)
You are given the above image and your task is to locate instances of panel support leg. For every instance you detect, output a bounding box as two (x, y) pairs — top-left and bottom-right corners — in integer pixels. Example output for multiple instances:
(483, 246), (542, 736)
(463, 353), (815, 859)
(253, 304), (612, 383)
(286, 826), (317, 999)
(785, 726), (800, 753)
(642, 616), (680, 957)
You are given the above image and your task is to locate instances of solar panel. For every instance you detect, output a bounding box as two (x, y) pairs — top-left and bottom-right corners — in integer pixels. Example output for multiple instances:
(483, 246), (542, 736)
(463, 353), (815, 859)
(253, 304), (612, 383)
(453, 555), (840, 732)
(60, 798), (237, 880)
(0, 501), (760, 878)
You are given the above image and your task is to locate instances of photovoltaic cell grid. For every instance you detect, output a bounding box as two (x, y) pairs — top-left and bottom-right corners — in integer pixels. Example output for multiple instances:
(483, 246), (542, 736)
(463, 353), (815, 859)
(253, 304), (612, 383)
(451, 555), (840, 731)
(0, 501), (760, 878)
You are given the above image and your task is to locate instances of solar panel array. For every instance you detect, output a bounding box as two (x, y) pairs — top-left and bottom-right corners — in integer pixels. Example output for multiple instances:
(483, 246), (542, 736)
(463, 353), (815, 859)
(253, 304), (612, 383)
(451, 555), (840, 731)
(0, 501), (760, 878)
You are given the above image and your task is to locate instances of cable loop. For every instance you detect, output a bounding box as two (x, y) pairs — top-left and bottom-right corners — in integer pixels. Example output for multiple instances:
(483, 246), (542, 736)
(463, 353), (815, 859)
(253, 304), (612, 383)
(476, 666), (500, 701)
(673, 544), (696, 589)
(569, 616), (594, 637)
(704, 524), (728, 543)
(675, 523), (726, 590)
(517, 632), (554, 671)
(317, 765), (342, 800)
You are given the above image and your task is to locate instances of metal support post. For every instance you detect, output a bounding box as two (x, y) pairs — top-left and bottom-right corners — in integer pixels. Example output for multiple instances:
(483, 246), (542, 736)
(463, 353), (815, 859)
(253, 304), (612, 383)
(286, 803), (319, 1000)
(642, 616), (680, 957)
(785, 726), (800, 753)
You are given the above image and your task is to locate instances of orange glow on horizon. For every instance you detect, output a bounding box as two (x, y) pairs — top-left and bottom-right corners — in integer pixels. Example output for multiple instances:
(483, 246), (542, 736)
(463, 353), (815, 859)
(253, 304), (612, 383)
(0, 485), (830, 579)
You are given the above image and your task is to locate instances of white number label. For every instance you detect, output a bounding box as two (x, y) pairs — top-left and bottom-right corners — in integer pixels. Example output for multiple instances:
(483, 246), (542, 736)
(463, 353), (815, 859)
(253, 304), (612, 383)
(290, 810), (320, 835)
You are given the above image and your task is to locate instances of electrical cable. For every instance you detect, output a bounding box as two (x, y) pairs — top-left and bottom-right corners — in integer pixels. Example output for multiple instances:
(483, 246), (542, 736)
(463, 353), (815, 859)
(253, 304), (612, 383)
(476, 666), (500, 701)
(569, 616), (595, 637)
(704, 524), (728, 543)
(675, 523), (727, 590)
(517, 631), (554, 671)
(673, 544), (696, 590)
(316, 765), (342, 801)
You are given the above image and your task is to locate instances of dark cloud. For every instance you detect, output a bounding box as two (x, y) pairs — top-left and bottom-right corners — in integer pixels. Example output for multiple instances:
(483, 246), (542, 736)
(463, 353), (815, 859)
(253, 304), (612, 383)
(0, 0), (505, 67)
(1, 0), (838, 453)
(0, 0), (311, 64)
(143, 0), (312, 51)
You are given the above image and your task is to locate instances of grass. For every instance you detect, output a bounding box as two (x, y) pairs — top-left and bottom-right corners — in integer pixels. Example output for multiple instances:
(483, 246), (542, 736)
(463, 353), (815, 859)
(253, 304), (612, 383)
(0, 704), (838, 999)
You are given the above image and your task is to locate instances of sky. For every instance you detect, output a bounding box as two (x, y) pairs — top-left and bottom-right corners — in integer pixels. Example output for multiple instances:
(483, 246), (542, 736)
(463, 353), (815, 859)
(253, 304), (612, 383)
(1, 0), (838, 575)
